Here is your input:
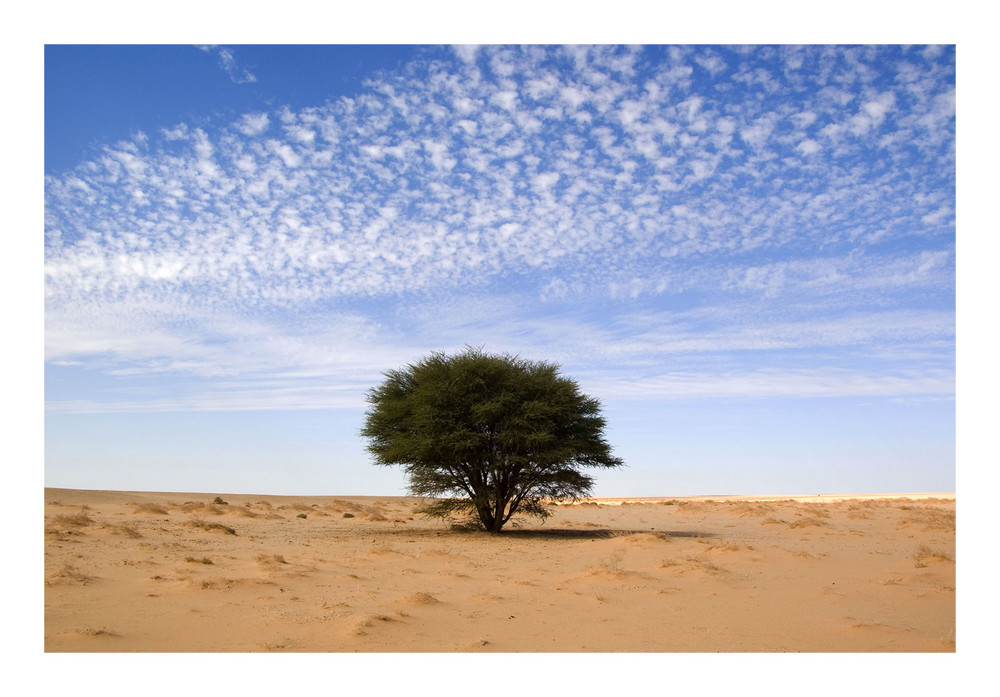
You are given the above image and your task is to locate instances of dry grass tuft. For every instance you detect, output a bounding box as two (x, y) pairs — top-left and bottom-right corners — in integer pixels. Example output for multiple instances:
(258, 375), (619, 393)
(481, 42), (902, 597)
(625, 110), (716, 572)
(280, 503), (314, 512)
(107, 522), (143, 538)
(672, 501), (704, 513)
(848, 500), (878, 511)
(188, 519), (237, 535)
(684, 556), (728, 574)
(592, 549), (627, 575)
(789, 516), (830, 529)
(185, 556), (214, 564)
(352, 613), (398, 636)
(728, 501), (775, 518)
(49, 563), (93, 585)
(180, 502), (228, 515)
(913, 544), (954, 567)
(133, 503), (169, 515)
(662, 556), (728, 574)
(363, 506), (388, 522)
(703, 542), (748, 553)
(79, 627), (119, 637)
(51, 512), (94, 527)
(897, 507), (956, 532)
(407, 592), (441, 605)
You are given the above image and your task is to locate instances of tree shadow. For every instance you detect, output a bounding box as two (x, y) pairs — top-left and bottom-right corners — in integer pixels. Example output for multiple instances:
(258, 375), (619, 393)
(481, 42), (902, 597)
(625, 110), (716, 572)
(498, 528), (716, 540)
(368, 524), (715, 541)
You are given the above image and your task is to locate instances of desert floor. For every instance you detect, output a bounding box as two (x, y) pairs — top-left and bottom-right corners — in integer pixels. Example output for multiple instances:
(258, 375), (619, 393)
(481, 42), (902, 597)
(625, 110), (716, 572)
(44, 489), (955, 652)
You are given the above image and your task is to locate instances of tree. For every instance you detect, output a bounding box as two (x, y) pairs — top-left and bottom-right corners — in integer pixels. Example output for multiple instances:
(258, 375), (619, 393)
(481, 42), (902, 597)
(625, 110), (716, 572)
(361, 347), (624, 532)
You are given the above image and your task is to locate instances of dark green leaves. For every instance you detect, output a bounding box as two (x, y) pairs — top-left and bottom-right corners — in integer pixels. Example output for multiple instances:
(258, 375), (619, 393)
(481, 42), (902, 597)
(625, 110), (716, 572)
(361, 347), (623, 532)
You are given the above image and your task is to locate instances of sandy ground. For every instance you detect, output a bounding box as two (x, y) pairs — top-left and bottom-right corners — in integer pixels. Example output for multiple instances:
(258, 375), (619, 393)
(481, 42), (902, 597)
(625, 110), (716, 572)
(44, 488), (955, 652)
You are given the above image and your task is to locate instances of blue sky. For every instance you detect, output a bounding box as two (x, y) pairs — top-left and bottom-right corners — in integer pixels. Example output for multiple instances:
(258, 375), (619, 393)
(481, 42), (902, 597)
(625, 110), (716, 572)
(43, 44), (956, 497)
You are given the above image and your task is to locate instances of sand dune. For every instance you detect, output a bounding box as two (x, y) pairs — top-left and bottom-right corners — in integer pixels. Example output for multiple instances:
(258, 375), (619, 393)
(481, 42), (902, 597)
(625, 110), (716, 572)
(44, 488), (955, 652)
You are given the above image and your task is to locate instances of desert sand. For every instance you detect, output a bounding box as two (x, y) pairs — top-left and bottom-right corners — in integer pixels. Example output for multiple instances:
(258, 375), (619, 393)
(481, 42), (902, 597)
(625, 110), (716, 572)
(44, 488), (955, 652)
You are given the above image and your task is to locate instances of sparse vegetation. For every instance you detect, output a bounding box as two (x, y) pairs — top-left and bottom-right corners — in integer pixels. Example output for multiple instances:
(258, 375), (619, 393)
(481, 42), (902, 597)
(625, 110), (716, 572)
(133, 503), (169, 515)
(80, 627), (119, 637)
(43, 490), (955, 652)
(51, 512), (94, 527)
(49, 563), (93, 585)
(789, 516), (830, 529)
(188, 519), (237, 535)
(685, 556), (727, 573)
(594, 549), (625, 574)
(898, 507), (956, 532)
(108, 522), (143, 538)
(913, 544), (954, 567)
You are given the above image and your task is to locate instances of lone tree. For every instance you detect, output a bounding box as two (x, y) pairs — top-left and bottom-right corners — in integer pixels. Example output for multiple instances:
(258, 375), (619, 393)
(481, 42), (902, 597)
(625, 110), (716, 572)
(361, 347), (623, 532)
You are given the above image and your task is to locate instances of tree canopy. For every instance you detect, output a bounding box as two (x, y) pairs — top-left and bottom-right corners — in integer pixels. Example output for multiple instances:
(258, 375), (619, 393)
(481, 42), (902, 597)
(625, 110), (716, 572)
(361, 347), (624, 532)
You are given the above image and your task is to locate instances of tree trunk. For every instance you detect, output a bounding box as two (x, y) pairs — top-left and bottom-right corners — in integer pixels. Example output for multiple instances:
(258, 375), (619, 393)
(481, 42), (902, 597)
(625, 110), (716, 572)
(474, 499), (494, 532)
(489, 495), (509, 533)
(472, 487), (509, 533)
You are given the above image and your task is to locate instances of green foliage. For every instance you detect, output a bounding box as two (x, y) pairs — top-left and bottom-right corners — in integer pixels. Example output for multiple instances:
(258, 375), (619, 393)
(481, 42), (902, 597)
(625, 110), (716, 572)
(361, 347), (624, 532)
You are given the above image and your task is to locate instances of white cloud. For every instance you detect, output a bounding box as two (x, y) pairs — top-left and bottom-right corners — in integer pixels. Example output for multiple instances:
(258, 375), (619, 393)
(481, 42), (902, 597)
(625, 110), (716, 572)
(45, 46), (954, 414)
(797, 138), (821, 155)
(218, 48), (256, 84)
(862, 92), (896, 121)
(237, 113), (270, 136)
(532, 171), (560, 194)
(491, 90), (518, 111)
(452, 44), (480, 65)
(694, 50), (727, 76)
(739, 116), (775, 150)
(590, 368), (954, 401)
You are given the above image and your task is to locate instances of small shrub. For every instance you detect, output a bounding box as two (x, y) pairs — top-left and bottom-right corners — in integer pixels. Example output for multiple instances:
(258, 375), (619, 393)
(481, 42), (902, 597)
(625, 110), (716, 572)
(342, 513), (355, 518)
(50, 564), (92, 585)
(913, 544), (954, 567)
(685, 556), (727, 573)
(212, 496), (228, 505)
(188, 519), (237, 535)
(297, 513), (308, 519)
(789, 516), (829, 529)
(133, 503), (169, 515)
(51, 512), (94, 527)
(81, 628), (118, 637)
(108, 523), (143, 538)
